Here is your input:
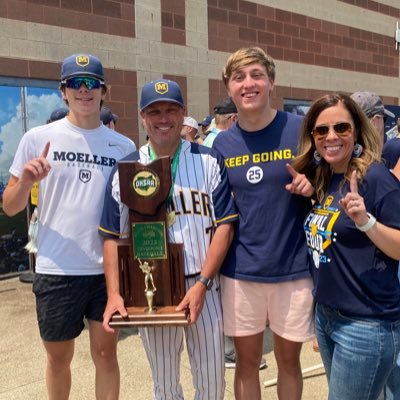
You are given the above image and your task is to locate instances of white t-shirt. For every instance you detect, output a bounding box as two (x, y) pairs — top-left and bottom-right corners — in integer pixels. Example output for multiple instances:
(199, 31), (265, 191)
(10, 118), (136, 275)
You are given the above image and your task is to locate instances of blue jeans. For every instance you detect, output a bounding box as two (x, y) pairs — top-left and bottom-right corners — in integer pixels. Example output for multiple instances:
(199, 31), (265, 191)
(384, 355), (400, 400)
(315, 303), (400, 400)
(383, 265), (400, 400)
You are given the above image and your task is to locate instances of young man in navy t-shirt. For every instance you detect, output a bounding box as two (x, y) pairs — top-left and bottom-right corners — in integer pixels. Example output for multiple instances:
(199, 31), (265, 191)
(213, 47), (315, 400)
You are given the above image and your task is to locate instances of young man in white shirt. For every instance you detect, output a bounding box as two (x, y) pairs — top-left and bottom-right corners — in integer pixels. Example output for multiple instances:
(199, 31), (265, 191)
(3, 53), (135, 400)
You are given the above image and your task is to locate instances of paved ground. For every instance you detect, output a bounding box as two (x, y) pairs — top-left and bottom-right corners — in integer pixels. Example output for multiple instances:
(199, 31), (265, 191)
(0, 276), (328, 399)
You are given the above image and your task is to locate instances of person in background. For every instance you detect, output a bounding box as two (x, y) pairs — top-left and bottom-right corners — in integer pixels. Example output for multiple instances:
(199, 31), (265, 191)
(180, 116), (202, 143)
(383, 136), (400, 181)
(385, 117), (400, 141)
(46, 107), (69, 124)
(100, 79), (238, 399)
(100, 106), (118, 130)
(3, 53), (136, 400)
(198, 114), (213, 136)
(292, 92), (400, 400)
(203, 97), (238, 148)
(350, 91), (395, 143)
(351, 90), (400, 184)
(213, 46), (315, 400)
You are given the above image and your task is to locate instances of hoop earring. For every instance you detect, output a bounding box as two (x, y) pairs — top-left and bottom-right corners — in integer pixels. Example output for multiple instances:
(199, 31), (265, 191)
(313, 150), (322, 165)
(352, 143), (363, 158)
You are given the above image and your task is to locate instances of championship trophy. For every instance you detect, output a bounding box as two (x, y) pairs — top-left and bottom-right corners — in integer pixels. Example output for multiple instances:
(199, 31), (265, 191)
(109, 157), (189, 327)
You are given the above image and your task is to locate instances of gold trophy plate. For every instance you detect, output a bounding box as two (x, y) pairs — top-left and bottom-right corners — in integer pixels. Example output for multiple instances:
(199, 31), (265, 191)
(109, 306), (190, 328)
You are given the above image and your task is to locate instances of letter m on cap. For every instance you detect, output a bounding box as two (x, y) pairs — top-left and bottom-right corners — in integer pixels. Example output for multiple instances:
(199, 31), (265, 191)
(155, 82), (168, 94)
(76, 55), (89, 67)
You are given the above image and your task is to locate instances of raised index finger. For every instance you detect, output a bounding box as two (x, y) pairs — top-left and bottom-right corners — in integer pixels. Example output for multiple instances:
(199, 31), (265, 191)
(350, 170), (358, 193)
(40, 142), (50, 158)
(286, 163), (298, 179)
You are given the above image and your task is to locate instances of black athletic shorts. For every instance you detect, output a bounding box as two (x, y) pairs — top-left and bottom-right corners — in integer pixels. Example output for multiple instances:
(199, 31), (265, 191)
(32, 273), (107, 342)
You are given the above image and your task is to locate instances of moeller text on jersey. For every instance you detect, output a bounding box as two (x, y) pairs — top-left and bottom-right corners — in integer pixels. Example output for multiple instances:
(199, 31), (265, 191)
(170, 189), (211, 217)
(53, 151), (116, 167)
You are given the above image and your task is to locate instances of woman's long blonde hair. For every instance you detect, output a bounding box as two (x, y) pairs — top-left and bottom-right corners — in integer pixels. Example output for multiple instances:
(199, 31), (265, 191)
(291, 93), (382, 202)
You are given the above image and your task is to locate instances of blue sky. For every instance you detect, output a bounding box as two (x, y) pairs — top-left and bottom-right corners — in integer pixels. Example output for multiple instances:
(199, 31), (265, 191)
(0, 85), (64, 183)
(0, 86), (19, 127)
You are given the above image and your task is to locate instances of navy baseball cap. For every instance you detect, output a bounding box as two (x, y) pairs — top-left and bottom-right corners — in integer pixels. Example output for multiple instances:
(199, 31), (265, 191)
(100, 106), (118, 125)
(198, 115), (213, 126)
(48, 107), (68, 122)
(61, 54), (104, 81)
(140, 79), (184, 111)
(213, 97), (237, 115)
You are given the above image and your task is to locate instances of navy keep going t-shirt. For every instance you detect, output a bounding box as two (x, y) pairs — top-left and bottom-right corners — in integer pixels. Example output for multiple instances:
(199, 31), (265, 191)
(304, 163), (400, 320)
(213, 111), (311, 283)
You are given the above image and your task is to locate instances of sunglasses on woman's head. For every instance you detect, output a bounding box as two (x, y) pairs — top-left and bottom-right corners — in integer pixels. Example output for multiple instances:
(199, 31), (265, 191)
(63, 76), (102, 90)
(312, 122), (353, 138)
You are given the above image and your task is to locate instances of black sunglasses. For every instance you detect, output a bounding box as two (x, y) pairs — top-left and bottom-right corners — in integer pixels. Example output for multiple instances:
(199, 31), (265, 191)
(312, 122), (353, 138)
(63, 76), (102, 90)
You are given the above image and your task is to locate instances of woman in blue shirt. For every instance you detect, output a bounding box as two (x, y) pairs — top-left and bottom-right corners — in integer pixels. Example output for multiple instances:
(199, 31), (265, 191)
(292, 93), (400, 400)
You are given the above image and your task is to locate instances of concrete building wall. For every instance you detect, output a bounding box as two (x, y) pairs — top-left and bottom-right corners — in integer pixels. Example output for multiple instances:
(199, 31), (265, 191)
(0, 0), (399, 145)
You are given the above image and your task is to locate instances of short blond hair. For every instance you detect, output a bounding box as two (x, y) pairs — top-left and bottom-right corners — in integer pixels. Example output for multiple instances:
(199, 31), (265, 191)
(222, 47), (275, 86)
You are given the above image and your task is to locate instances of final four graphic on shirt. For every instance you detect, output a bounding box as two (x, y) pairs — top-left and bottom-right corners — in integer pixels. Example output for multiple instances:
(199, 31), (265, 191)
(304, 195), (340, 270)
(300, 165), (400, 318)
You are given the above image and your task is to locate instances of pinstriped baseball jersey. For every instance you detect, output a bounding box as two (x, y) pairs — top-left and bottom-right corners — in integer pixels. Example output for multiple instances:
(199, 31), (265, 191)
(99, 140), (238, 276)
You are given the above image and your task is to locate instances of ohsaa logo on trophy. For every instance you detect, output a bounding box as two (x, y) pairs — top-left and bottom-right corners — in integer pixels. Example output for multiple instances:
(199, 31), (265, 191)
(132, 170), (160, 197)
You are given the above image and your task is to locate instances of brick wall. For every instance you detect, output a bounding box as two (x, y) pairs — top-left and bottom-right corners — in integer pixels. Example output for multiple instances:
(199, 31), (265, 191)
(338, 0), (400, 18)
(161, 0), (185, 45)
(164, 74), (187, 108)
(105, 69), (138, 142)
(208, 1), (398, 77)
(0, 0), (135, 37)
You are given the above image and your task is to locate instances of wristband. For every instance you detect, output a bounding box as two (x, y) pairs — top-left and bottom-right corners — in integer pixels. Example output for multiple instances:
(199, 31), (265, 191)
(197, 275), (213, 290)
(355, 212), (376, 232)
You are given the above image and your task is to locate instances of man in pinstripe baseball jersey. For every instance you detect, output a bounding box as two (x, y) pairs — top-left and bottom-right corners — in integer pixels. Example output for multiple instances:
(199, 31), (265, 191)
(99, 79), (238, 399)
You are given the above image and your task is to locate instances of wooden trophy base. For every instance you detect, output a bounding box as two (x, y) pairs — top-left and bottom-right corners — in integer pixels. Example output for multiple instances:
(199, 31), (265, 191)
(109, 306), (190, 328)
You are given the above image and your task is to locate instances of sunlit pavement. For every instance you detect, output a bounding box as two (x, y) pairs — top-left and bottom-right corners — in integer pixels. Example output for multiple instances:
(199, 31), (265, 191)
(0, 276), (328, 400)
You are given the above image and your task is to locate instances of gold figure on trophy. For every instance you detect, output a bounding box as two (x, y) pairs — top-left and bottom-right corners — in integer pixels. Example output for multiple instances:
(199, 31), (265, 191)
(138, 259), (157, 312)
